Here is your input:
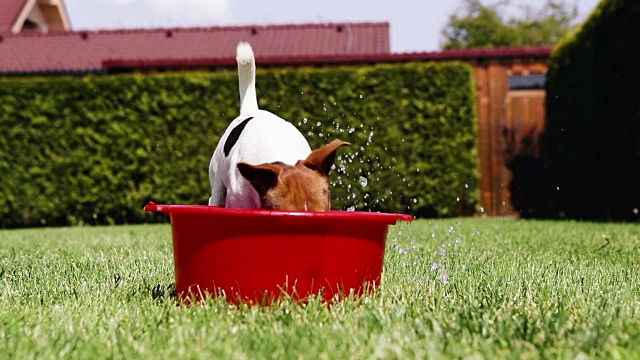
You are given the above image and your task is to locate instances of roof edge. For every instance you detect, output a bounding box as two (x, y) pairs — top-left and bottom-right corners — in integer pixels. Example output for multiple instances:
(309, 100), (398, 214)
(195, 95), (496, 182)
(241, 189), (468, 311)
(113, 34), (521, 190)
(102, 46), (553, 70)
(58, 0), (73, 30)
(11, 0), (37, 33)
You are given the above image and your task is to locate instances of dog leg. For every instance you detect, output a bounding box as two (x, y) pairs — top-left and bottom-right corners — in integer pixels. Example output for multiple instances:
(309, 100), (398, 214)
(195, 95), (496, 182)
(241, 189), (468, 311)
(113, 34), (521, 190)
(208, 157), (227, 206)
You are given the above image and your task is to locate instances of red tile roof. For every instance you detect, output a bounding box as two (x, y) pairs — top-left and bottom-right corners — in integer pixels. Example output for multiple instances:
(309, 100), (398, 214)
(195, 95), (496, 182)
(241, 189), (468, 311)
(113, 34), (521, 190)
(0, 22), (390, 74)
(0, 0), (26, 33)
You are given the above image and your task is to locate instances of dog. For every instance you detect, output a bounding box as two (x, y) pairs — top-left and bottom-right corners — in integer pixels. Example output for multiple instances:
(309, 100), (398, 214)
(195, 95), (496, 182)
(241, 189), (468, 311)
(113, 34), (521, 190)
(208, 42), (349, 211)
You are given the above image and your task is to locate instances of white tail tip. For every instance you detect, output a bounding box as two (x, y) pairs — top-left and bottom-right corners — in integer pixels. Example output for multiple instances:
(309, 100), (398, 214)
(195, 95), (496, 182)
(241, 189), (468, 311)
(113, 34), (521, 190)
(236, 42), (255, 65)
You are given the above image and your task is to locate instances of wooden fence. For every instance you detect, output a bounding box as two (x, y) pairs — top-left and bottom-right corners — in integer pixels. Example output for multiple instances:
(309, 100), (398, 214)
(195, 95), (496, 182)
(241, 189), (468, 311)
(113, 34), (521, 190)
(472, 59), (548, 216)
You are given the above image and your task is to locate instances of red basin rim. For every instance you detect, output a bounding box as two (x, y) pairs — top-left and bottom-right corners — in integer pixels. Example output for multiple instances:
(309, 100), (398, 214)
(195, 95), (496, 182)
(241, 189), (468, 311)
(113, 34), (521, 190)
(144, 202), (413, 225)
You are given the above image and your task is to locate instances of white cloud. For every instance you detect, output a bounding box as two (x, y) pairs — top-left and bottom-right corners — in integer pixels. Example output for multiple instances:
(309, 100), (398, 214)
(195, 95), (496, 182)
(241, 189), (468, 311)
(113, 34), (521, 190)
(149, 0), (230, 18)
(107, 0), (232, 26)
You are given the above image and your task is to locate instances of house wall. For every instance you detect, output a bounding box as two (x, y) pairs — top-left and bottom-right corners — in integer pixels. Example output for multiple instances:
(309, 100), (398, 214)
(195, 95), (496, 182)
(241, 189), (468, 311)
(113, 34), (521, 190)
(10, 0), (70, 32)
(26, 2), (47, 30)
(37, 0), (70, 31)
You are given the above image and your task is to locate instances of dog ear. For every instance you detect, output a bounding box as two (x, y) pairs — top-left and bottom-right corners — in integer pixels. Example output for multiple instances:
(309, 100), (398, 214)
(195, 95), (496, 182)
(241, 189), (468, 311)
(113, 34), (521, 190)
(237, 163), (282, 197)
(303, 139), (351, 177)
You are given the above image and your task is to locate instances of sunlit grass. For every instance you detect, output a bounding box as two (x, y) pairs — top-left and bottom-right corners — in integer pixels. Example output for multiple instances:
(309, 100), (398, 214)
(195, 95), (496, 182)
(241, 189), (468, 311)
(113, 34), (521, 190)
(1, 219), (639, 359)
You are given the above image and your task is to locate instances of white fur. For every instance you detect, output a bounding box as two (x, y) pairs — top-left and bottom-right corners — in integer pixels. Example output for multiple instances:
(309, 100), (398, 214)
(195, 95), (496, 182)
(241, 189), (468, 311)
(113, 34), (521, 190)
(208, 42), (311, 208)
(235, 42), (258, 114)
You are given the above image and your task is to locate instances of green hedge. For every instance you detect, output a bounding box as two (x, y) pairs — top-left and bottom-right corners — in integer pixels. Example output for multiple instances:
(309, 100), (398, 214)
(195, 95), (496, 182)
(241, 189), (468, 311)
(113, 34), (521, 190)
(0, 62), (478, 227)
(542, 0), (640, 220)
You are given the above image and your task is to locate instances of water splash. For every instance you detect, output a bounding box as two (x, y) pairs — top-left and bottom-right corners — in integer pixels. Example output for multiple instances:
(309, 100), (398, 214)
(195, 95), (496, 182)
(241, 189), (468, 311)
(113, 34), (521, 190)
(388, 221), (416, 258)
(296, 99), (477, 216)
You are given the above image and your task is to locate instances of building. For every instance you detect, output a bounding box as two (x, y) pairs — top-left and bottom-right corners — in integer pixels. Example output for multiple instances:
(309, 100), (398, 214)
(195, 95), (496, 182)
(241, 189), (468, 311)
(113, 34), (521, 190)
(0, 0), (551, 216)
(0, 0), (70, 33)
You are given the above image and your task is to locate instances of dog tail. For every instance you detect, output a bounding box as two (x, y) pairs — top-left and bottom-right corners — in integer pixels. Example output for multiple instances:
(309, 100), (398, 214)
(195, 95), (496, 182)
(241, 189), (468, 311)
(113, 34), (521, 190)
(236, 42), (259, 114)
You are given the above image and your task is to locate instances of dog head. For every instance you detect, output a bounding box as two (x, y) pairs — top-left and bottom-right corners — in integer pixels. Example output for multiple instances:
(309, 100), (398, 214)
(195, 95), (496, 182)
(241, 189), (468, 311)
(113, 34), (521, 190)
(237, 139), (350, 211)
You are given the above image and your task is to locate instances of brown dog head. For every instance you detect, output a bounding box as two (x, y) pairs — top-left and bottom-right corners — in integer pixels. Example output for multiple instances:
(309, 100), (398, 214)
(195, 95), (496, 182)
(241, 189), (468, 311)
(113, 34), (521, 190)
(237, 139), (350, 211)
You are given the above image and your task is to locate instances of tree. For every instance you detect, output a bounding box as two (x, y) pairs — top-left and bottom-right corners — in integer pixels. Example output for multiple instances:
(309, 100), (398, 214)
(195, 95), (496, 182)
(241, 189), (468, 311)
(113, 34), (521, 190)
(441, 0), (578, 49)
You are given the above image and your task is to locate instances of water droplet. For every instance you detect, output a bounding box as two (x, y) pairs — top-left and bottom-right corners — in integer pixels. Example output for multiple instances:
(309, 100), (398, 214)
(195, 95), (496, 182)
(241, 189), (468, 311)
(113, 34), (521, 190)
(456, 197), (460, 202)
(348, 127), (355, 134)
(303, 118), (308, 124)
(431, 233), (436, 239)
(359, 94), (363, 99)
(316, 121), (321, 127)
(358, 176), (368, 187)
(301, 91), (304, 95)
(412, 198), (418, 204)
(440, 272), (449, 284)
(448, 226), (454, 233)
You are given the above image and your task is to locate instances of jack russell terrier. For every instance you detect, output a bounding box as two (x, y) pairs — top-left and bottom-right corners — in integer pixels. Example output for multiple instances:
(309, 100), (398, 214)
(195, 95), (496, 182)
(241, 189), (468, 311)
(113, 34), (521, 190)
(208, 42), (350, 211)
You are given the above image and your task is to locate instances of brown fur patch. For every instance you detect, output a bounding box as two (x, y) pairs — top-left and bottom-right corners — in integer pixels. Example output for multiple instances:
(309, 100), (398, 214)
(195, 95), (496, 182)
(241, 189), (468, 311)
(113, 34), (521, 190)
(262, 163), (331, 211)
(238, 139), (350, 211)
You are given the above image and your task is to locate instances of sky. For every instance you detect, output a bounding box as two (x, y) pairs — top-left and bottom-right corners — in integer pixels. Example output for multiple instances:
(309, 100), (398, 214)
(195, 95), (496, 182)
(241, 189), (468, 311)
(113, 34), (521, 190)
(64, 0), (601, 53)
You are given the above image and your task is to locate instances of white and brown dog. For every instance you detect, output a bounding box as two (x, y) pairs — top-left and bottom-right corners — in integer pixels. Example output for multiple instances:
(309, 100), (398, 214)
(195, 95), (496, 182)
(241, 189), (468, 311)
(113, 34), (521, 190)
(208, 42), (349, 211)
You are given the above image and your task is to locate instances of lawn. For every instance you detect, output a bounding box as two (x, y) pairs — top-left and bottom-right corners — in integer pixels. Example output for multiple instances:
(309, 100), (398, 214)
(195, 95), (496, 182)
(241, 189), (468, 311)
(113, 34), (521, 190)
(1, 218), (639, 359)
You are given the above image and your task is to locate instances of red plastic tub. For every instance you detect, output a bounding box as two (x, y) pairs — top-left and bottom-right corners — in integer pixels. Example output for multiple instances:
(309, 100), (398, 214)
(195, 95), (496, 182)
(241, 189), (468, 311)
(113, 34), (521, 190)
(144, 202), (412, 304)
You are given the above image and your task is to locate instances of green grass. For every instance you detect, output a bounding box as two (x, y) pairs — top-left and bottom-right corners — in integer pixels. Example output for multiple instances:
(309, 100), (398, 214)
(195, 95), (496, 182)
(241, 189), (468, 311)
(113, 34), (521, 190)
(1, 219), (639, 359)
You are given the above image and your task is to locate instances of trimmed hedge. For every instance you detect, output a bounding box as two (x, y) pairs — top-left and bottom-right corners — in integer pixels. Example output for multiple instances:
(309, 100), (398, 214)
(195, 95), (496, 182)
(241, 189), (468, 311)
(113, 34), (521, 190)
(0, 62), (478, 227)
(542, 0), (640, 220)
